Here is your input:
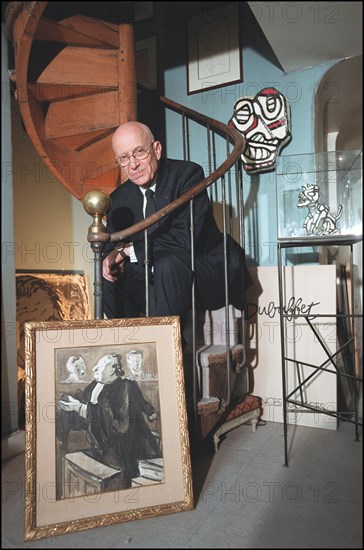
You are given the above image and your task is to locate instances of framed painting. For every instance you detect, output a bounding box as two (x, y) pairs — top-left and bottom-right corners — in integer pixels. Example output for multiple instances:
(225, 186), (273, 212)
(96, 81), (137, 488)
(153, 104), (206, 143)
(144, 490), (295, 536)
(16, 270), (91, 429)
(24, 316), (193, 541)
(135, 36), (157, 90)
(16, 270), (91, 363)
(187, 3), (242, 94)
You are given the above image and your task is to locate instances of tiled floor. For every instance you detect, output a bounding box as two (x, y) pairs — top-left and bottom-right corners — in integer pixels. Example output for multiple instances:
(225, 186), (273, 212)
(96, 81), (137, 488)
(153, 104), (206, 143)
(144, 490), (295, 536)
(2, 418), (362, 548)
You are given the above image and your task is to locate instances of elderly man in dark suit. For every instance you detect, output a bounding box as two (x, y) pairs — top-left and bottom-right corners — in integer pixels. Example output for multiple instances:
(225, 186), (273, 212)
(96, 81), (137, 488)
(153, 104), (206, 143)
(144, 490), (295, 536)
(102, 121), (250, 321)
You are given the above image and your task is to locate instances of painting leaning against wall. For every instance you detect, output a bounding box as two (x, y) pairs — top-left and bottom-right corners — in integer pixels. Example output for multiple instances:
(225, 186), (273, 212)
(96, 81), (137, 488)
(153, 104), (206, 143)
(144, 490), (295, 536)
(15, 270), (91, 428)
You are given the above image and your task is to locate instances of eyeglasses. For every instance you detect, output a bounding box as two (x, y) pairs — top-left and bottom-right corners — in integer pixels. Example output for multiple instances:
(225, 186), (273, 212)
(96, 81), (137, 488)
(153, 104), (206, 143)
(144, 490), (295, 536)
(116, 141), (155, 167)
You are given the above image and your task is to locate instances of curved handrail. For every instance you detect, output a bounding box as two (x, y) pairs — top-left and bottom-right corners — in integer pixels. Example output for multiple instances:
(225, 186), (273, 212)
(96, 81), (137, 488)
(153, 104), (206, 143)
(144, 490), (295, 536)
(87, 90), (245, 244)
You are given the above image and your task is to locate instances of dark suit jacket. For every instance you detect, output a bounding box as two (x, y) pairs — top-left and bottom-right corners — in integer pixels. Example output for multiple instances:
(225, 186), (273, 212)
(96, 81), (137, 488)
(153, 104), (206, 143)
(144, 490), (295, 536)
(106, 158), (235, 255)
(104, 158), (251, 309)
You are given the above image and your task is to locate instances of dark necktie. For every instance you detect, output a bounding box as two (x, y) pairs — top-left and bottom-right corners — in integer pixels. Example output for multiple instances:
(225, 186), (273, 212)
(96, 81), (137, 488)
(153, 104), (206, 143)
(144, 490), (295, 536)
(145, 188), (157, 219)
(145, 188), (159, 235)
(145, 189), (157, 264)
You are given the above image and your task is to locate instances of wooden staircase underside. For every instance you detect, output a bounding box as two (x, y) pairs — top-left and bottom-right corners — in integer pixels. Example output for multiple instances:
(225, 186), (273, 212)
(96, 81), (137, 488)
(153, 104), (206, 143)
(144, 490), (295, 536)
(6, 1), (138, 200)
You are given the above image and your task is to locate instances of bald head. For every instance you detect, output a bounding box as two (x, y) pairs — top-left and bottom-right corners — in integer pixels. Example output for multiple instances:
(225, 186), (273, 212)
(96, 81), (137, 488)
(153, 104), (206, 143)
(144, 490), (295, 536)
(112, 122), (162, 188)
(112, 122), (154, 152)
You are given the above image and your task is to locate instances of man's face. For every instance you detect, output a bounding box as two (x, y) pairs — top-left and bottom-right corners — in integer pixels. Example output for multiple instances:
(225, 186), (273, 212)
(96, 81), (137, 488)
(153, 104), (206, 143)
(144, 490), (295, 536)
(72, 358), (86, 381)
(127, 353), (142, 377)
(93, 356), (115, 383)
(113, 126), (162, 188)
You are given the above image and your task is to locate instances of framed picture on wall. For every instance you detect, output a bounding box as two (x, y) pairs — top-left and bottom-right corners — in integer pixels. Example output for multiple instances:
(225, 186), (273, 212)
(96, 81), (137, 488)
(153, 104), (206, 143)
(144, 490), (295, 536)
(24, 316), (193, 541)
(187, 3), (242, 94)
(136, 36), (157, 90)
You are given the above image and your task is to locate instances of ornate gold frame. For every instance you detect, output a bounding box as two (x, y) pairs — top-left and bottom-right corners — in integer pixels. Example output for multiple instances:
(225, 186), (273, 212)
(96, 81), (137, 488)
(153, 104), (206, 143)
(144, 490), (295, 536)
(24, 317), (193, 541)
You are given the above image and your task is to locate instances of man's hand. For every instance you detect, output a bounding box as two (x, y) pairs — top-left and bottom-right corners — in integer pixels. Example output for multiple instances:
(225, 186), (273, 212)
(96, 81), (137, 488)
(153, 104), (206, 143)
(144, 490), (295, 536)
(148, 412), (159, 422)
(59, 395), (81, 412)
(102, 249), (125, 282)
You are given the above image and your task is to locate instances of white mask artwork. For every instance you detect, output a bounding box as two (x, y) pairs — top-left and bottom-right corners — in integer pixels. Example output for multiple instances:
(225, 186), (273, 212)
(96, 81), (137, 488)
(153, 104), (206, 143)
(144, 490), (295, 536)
(229, 87), (291, 174)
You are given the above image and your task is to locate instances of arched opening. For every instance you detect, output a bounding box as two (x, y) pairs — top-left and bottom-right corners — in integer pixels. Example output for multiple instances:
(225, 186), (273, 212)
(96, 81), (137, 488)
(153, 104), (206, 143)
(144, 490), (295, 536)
(315, 55), (362, 152)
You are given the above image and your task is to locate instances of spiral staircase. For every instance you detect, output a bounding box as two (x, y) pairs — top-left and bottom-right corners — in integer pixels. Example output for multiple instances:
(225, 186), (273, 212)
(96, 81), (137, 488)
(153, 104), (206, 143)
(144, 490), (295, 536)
(6, 1), (259, 440)
(5, 1), (136, 199)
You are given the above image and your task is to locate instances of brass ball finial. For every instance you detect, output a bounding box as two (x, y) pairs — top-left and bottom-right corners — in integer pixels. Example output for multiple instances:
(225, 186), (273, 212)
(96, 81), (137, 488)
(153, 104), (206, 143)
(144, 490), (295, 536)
(83, 189), (111, 217)
(83, 189), (111, 238)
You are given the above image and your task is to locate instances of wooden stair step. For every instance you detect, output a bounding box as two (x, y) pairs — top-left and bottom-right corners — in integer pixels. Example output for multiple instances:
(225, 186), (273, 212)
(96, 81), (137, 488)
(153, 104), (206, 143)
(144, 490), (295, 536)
(81, 170), (120, 199)
(46, 132), (118, 195)
(77, 133), (116, 172)
(48, 128), (115, 151)
(34, 16), (118, 48)
(28, 82), (117, 102)
(37, 47), (118, 86)
(45, 90), (119, 138)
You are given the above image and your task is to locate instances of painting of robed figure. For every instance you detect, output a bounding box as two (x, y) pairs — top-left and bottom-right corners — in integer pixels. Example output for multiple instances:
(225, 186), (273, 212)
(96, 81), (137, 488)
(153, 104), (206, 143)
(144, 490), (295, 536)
(55, 344), (163, 499)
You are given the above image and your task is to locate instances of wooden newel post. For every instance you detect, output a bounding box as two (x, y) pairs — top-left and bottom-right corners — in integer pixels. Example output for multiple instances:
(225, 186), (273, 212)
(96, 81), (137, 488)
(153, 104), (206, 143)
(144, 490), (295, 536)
(83, 190), (111, 320)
